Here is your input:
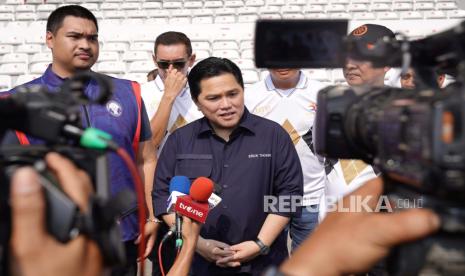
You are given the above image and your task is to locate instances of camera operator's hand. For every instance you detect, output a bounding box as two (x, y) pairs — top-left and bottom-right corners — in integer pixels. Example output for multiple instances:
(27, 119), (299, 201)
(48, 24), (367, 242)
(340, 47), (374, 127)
(280, 177), (440, 276)
(9, 153), (103, 276)
(166, 216), (201, 276)
(135, 219), (159, 260)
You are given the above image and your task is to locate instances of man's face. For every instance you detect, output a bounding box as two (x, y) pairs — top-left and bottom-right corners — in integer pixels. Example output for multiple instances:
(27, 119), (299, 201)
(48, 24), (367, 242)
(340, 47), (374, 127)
(400, 68), (416, 89)
(195, 73), (244, 134)
(153, 43), (195, 81)
(343, 57), (389, 87)
(269, 68), (300, 83)
(46, 16), (99, 77)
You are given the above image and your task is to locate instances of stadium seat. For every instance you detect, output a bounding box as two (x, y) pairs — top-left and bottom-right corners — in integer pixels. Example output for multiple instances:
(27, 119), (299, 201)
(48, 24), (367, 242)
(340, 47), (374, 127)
(241, 49), (254, 59)
(97, 61), (126, 74)
(2, 53), (28, 64)
(0, 44), (13, 55)
(31, 53), (52, 63)
(242, 70), (259, 84)
(0, 63), (27, 75)
(205, 1), (223, 8)
(99, 51), (120, 62)
(240, 40), (254, 50)
(424, 10), (447, 19)
(121, 2), (140, 10)
(102, 42), (129, 52)
(212, 49), (240, 59)
(16, 44), (42, 54)
(0, 75), (11, 91)
(353, 12), (377, 20)
(195, 50), (210, 60)
(128, 60), (154, 73)
(238, 14), (259, 22)
(15, 5), (36, 13)
(192, 16), (214, 24)
(232, 58), (256, 70)
(184, 1), (203, 9)
(29, 62), (49, 74)
(212, 40), (239, 50)
(0, 5), (14, 13)
(306, 69), (331, 82)
(123, 73), (147, 84)
(122, 51), (150, 62)
(331, 69), (346, 84)
(245, 0), (265, 6)
(15, 75), (40, 87)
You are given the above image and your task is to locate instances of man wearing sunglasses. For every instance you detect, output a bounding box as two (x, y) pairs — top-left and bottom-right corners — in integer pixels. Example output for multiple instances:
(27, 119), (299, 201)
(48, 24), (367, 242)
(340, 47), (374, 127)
(140, 31), (204, 275)
(141, 31), (203, 154)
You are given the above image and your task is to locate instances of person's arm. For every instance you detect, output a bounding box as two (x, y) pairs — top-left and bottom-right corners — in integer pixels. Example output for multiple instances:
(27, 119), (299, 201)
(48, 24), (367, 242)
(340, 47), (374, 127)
(9, 153), (103, 276)
(135, 139), (159, 258)
(134, 101), (159, 258)
(167, 216), (202, 276)
(279, 177), (440, 276)
(150, 69), (187, 148)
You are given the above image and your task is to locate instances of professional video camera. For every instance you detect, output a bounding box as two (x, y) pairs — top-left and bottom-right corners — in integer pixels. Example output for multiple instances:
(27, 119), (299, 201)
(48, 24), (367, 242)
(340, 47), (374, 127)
(255, 19), (465, 275)
(0, 72), (133, 275)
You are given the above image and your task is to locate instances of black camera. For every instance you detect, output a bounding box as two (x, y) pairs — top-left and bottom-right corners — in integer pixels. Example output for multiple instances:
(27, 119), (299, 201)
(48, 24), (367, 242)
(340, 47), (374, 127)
(0, 72), (130, 275)
(255, 19), (465, 275)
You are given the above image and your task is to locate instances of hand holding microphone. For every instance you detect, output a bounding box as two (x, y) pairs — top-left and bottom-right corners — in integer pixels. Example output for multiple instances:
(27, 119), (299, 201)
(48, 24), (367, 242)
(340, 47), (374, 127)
(166, 176), (191, 249)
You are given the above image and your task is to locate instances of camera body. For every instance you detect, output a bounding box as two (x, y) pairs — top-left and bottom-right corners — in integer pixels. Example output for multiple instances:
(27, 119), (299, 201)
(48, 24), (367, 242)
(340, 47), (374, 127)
(255, 19), (465, 274)
(0, 72), (128, 274)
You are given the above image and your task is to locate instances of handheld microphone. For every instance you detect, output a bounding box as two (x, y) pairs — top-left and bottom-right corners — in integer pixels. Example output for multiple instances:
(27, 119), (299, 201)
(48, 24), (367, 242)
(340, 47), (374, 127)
(166, 176), (191, 212)
(166, 176), (191, 249)
(174, 177), (214, 224)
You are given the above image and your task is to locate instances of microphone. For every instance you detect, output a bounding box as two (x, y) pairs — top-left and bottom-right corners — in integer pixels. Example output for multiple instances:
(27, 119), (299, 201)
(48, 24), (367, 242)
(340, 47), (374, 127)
(166, 176), (191, 212)
(174, 177), (214, 224)
(166, 176), (191, 248)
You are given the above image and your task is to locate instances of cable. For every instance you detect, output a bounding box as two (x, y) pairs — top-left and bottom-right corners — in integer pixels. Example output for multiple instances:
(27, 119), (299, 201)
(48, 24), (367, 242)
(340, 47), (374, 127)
(114, 147), (147, 276)
(158, 238), (167, 276)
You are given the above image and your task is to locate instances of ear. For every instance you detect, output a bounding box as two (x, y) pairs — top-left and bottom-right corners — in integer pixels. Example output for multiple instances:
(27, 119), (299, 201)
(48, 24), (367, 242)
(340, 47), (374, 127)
(45, 31), (54, 50)
(188, 53), (196, 67)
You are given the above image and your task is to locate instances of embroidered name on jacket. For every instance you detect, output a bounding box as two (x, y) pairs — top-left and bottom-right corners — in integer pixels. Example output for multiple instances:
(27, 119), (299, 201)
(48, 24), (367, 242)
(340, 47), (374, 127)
(248, 153), (272, 158)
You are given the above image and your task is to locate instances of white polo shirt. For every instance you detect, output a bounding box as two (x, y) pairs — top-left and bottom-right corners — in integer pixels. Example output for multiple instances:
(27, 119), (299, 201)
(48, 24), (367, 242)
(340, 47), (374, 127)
(245, 71), (327, 206)
(141, 75), (203, 155)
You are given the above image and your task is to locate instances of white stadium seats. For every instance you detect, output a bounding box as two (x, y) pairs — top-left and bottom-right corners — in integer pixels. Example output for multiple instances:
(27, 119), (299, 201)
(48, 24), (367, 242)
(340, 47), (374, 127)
(0, 0), (461, 91)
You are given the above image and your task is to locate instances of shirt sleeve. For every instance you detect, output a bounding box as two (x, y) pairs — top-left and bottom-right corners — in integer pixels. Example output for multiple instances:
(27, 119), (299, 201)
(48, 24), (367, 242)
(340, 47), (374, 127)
(152, 131), (178, 217)
(139, 99), (152, 142)
(271, 126), (304, 218)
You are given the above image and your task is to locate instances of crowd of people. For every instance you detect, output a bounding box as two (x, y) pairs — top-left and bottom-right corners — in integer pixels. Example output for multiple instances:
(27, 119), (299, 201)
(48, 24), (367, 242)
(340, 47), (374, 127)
(2, 4), (445, 276)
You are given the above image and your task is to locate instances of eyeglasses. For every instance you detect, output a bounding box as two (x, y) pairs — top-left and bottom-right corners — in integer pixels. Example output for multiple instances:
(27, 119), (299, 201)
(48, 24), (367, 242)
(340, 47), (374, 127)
(156, 60), (188, 70)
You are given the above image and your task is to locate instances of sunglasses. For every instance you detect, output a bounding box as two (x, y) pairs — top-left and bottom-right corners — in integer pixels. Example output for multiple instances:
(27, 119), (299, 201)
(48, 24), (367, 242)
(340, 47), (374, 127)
(156, 60), (188, 70)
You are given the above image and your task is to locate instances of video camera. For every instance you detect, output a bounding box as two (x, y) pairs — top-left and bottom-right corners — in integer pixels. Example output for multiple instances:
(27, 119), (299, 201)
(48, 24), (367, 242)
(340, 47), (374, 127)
(255, 19), (465, 275)
(0, 72), (131, 275)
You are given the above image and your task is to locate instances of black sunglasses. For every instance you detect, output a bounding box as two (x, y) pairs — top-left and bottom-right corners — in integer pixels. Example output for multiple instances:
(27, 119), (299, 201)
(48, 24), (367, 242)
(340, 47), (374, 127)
(156, 60), (188, 70)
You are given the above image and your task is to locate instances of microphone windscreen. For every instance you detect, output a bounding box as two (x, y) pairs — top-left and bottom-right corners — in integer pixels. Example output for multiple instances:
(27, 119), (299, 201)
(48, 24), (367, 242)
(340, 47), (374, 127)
(190, 177), (214, 202)
(169, 176), (191, 194)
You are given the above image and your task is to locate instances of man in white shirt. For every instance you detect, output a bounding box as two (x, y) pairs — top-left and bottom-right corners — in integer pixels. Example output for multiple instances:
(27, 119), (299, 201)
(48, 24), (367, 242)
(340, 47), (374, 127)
(141, 31), (203, 154)
(245, 68), (327, 251)
(140, 31), (203, 275)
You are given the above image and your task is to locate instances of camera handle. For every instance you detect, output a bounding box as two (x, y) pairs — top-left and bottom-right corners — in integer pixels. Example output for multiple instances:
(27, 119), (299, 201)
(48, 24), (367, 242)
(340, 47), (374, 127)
(385, 183), (465, 275)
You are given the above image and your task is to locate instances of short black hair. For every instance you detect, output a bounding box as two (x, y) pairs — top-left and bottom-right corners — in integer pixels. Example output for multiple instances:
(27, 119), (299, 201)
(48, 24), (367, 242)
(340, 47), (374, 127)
(154, 31), (192, 57)
(46, 5), (98, 35)
(188, 57), (244, 102)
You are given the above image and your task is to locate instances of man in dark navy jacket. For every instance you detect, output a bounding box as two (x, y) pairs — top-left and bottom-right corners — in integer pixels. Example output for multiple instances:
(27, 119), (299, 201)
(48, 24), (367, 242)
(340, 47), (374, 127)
(3, 5), (157, 276)
(153, 57), (303, 275)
